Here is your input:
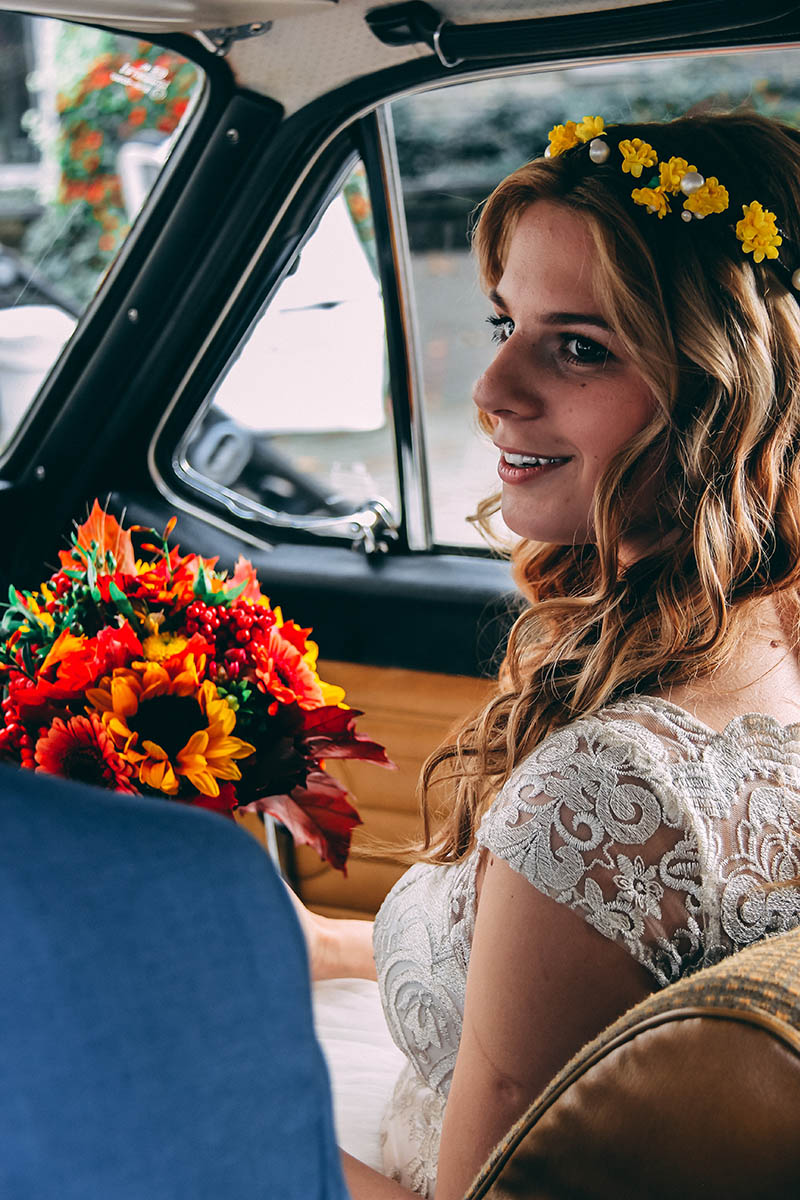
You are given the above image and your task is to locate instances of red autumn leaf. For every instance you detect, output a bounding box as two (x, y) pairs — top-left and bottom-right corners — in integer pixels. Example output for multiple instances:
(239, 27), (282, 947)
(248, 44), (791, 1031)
(95, 621), (144, 669)
(59, 499), (137, 575)
(278, 620), (313, 654)
(301, 705), (394, 767)
(247, 769), (363, 873)
(189, 781), (238, 818)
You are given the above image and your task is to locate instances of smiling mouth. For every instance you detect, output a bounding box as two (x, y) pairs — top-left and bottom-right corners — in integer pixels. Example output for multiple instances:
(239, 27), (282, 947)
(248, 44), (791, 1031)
(502, 452), (571, 468)
(498, 452), (572, 484)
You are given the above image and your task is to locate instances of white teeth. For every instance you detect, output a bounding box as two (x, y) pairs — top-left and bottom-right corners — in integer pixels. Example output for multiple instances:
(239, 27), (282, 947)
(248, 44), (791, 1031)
(504, 453), (567, 467)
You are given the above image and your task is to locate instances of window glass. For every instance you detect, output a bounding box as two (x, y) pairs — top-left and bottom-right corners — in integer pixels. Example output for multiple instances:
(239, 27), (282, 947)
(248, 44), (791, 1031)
(390, 47), (800, 548)
(179, 160), (399, 542)
(0, 12), (203, 451)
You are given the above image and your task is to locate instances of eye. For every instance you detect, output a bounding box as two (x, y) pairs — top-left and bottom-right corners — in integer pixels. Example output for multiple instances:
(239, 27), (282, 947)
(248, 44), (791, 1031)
(561, 334), (611, 366)
(486, 314), (515, 345)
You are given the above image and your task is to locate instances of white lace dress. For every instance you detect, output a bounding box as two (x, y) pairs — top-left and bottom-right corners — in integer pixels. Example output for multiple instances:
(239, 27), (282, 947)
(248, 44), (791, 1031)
(313, 696), (800, 1196)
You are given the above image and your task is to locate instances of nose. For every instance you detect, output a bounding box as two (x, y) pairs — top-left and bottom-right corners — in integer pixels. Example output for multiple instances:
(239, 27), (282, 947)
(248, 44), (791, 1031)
(472, 338), (541, 423)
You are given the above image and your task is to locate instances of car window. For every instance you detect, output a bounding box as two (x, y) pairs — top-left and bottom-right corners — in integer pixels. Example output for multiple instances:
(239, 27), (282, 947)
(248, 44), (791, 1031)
(177, 158), (400, 549)
(389, 44), (800, 548)
(0, 11), (204, 453)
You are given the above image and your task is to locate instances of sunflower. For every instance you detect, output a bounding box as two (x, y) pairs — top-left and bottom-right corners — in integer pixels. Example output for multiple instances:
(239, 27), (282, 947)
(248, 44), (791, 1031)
(86, 652), (254, 798)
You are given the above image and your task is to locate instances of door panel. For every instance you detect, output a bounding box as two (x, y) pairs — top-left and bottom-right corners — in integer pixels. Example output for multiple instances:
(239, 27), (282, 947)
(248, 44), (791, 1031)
(294, 660), (494, 918)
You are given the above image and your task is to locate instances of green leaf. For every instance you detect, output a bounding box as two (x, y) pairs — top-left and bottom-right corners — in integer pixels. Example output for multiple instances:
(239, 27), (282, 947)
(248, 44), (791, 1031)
(108, 580), (136, 620)
(223, 580), (248, 603)
(192, 565), (212, 602)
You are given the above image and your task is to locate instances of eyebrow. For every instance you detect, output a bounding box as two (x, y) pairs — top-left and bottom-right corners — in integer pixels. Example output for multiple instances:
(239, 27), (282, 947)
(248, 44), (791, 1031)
(488, 289), (611, 332)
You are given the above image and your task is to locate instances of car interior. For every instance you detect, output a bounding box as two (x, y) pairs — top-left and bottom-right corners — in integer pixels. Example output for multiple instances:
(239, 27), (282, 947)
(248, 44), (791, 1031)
(2, 0), (800, 1194)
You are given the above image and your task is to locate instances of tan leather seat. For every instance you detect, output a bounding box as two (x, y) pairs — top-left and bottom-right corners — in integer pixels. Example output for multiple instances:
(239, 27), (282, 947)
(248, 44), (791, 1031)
(466, 928), (800, 1199)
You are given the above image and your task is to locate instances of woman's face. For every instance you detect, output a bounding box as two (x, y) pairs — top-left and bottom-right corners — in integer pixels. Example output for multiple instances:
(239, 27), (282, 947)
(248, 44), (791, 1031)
(473, 199), (656, 546)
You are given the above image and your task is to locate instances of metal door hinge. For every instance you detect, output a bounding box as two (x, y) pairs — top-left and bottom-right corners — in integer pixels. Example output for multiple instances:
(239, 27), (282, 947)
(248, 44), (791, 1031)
(195, 21), (273, 56)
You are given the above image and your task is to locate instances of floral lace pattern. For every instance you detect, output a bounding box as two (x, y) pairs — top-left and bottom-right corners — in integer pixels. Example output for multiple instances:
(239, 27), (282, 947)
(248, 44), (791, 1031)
(379, 1061), (444, 1198)
(373, 696), (800, 1192)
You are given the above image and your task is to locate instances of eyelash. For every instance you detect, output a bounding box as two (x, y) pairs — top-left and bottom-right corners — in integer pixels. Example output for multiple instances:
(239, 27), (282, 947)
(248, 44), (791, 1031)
(485, 315), (611, 367)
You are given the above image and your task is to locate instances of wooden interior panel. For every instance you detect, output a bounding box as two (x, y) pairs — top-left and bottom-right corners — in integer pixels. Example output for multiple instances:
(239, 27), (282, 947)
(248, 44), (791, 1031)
(294, 660), (495, 919)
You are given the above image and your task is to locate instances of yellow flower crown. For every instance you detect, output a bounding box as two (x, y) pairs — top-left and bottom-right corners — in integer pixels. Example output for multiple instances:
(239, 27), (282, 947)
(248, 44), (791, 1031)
(546, 116), (798, 287)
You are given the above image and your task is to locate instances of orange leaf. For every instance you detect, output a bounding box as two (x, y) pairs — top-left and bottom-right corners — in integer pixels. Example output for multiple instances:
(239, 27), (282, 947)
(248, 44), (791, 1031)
(230, 555), (263, 603)
(59, 500), (136, 575)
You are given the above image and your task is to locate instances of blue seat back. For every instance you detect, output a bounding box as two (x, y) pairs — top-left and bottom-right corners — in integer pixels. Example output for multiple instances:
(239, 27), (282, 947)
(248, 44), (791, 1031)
(0, 767), (348, 1200)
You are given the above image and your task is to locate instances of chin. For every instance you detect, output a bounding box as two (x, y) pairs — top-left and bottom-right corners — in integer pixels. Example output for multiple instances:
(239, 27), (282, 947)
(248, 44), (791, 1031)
(501, 503), (589, 545)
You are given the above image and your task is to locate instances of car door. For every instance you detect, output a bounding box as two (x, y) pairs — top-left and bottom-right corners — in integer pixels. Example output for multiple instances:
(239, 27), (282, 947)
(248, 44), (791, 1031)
(1, 0), (798, 915)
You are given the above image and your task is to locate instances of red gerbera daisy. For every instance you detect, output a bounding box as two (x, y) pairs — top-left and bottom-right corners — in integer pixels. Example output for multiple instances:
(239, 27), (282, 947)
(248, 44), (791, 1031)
(35, 713), (137, 792)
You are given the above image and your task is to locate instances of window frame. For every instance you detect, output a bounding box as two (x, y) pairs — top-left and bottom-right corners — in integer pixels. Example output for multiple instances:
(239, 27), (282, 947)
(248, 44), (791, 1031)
(0, 18), (233, 478)
(150, 25), (800, 561)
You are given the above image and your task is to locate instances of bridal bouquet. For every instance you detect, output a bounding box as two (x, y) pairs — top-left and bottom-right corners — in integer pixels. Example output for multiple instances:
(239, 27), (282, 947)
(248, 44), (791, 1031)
(0, 502), (391, 871)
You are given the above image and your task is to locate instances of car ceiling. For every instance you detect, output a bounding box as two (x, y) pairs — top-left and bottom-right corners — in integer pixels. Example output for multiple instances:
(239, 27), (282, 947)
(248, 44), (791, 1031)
(2, 0), (675, 112)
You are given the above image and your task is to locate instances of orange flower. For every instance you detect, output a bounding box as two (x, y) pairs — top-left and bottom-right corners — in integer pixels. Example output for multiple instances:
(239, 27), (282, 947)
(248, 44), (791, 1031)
(251, 626), (325, 711)
(35, 713), (136, 791)
(87, 651), (254, 797)
(128, 106), (147, 126)
(86, 180), (106, 205)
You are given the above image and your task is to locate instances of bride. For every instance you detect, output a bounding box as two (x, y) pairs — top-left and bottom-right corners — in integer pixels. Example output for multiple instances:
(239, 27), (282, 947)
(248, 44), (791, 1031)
(290, 111), (800, 1199)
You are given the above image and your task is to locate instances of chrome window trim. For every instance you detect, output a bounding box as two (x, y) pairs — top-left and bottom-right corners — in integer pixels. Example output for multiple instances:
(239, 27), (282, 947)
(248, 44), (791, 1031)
(375, 102), (432, 551)
(148, 40), (791, 553)
(170, 148), (404, 553)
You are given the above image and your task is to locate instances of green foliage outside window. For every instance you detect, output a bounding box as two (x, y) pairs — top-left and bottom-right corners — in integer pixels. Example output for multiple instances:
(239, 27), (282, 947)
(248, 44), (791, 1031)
(22, 25), (199, 307)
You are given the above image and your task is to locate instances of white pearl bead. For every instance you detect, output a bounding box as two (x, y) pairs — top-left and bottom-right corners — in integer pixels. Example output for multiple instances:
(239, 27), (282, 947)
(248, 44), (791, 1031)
(544, 145), (551, 158)
(680, 171), (705, 195)
(681, 210), (692, 222)
(694, 212), (705, 220)
(588, 137), (610, 164)
(792, 268), (800, 291)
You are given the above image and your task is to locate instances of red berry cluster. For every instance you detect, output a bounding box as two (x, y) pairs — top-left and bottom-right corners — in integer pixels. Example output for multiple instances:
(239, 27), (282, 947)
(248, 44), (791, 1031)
(184, 599), (276, 682)
(0, 696), (35, 768)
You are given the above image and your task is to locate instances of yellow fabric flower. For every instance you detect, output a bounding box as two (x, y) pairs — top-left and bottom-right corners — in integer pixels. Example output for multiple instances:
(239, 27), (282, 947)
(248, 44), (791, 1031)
(658, 157), (695, 194)
(87, 656), (254, 798)
(631, 186), (670, 219)
(547, 121), (579, 157)
(619, 138), (657, 178)
(736, 200), (782, 263)
(683, 177), (729, 217)
(575, 115), (605, 142)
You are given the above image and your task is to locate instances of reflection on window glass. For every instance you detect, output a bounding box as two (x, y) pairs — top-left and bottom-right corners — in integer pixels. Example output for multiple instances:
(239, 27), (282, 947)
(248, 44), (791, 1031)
(182, 161), (398, 539)
(391, 47), (800, 548)
(0, 12), (203, 451)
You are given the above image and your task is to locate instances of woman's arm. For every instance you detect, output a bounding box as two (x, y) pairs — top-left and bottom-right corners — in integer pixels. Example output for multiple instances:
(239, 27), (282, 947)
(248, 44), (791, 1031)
(342, 853), (655, 1200)
(285, 883), (376, 980)
(432, 853), (654, 1200)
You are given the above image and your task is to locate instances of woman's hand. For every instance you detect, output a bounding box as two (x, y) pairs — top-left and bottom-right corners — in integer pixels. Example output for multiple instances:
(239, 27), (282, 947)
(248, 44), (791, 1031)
(283, 882), (377, 981)
(283, 881), (334, 979)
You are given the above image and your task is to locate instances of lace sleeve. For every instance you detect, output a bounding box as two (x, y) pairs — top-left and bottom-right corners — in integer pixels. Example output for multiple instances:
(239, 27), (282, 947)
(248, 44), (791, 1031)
(476, 717), (705, 987)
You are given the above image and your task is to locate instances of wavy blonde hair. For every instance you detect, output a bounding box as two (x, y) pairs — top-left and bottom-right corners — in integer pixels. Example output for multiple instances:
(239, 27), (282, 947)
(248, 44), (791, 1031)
(418, 112), (800, 863)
